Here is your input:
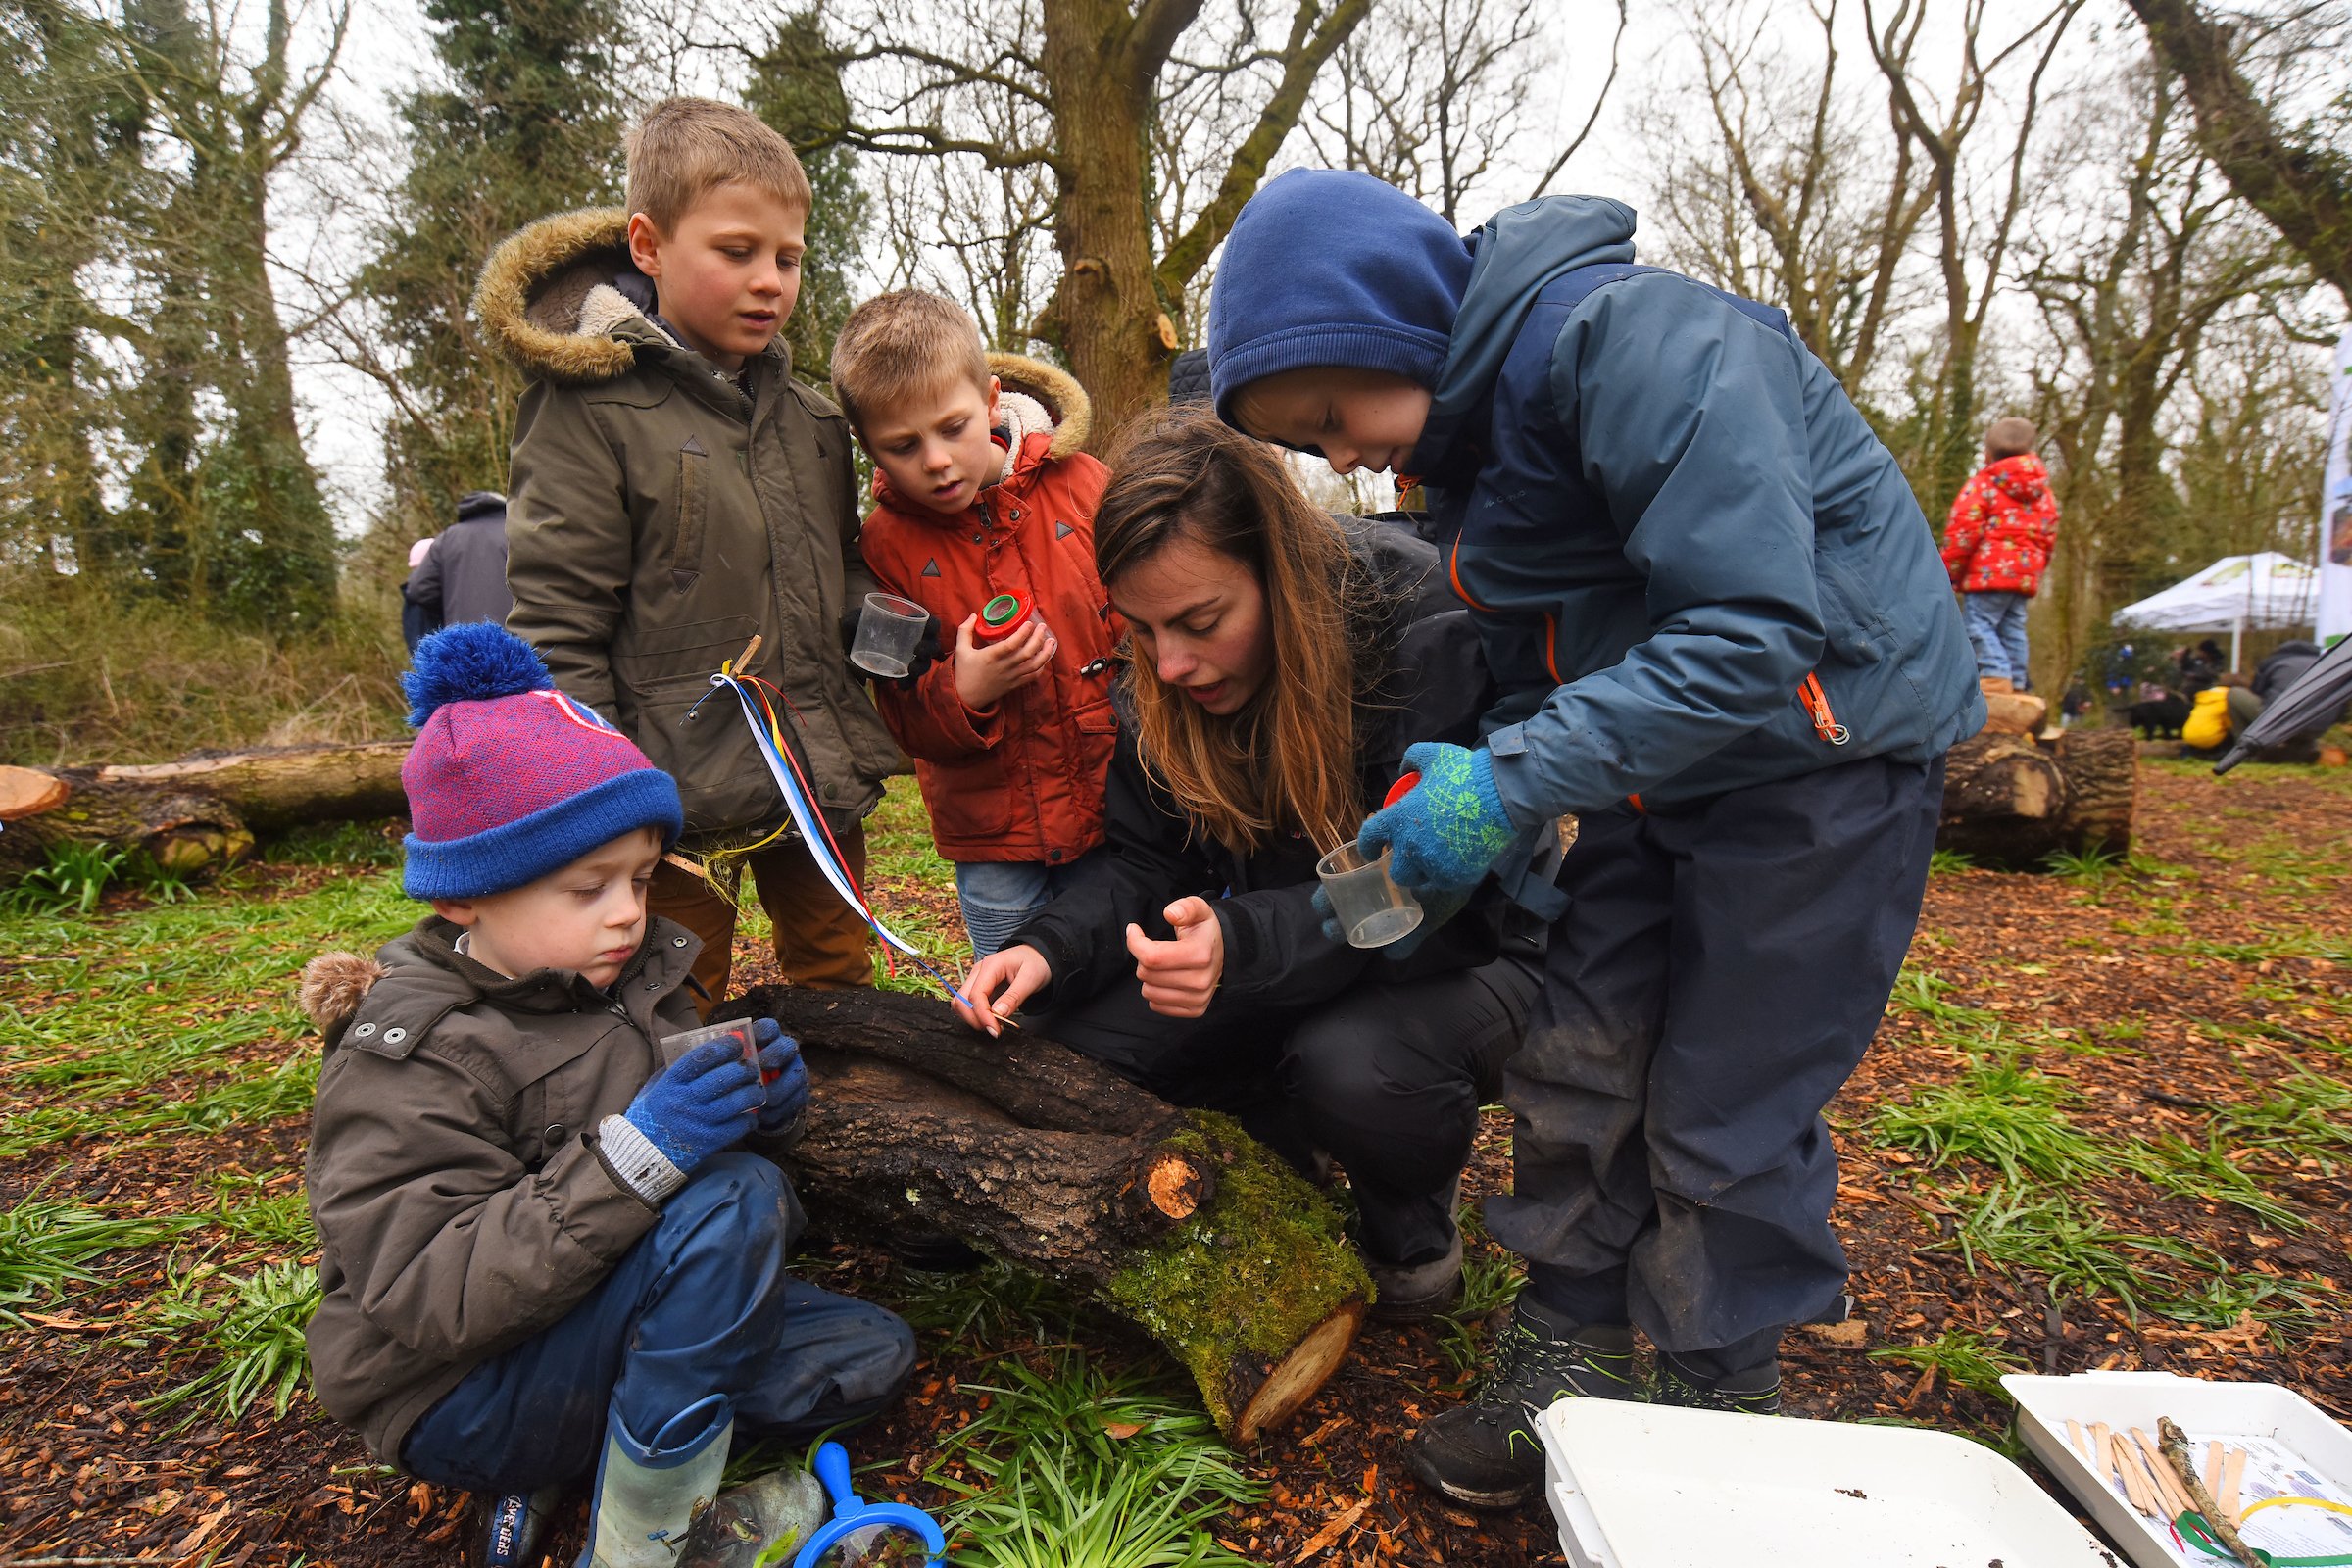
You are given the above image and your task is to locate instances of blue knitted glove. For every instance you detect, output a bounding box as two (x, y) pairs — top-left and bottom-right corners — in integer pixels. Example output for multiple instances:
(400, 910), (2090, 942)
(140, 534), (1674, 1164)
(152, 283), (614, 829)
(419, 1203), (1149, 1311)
(1357, 742), (1518, 900)
(622, 1038), (765, 1175)
(750, 1018), (809, 1132)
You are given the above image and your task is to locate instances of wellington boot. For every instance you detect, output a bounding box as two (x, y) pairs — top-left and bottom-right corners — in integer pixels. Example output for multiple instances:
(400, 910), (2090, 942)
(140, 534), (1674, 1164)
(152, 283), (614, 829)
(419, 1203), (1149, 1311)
(581, 1394), (733, 1568)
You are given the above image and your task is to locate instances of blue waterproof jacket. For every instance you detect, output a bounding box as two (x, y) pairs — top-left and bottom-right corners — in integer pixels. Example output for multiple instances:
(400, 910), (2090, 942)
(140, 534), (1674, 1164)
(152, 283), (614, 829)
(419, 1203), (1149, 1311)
(1411, 197), (1983, 819)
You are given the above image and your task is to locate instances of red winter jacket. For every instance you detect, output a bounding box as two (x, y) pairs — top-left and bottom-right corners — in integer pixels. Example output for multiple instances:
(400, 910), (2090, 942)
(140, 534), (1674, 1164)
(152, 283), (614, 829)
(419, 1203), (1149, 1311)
(858, 355), (1122, 866)
(1942, 454), (2060, 596)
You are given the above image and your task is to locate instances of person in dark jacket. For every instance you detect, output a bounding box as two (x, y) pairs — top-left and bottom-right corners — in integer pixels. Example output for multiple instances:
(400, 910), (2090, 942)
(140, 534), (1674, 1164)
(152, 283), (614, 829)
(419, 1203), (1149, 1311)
(955, 411), (1545, 1322)
(407, 491), (514, 634)
(401, 538), (440, 653)
(1207, 169), (1983, 1508)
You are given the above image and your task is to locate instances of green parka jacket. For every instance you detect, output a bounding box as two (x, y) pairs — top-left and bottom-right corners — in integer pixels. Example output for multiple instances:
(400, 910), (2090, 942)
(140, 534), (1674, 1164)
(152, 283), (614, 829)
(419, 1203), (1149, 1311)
(476, 209), (904, 843)
(299, 915), (796, 1464)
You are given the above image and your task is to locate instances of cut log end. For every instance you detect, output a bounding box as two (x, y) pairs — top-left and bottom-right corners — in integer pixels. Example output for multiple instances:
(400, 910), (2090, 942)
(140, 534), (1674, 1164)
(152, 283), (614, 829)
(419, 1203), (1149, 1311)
(1141, 1148), (1213, 1223)
(0, 766), (69, 822)
(1231, 1298), (1366, 1445)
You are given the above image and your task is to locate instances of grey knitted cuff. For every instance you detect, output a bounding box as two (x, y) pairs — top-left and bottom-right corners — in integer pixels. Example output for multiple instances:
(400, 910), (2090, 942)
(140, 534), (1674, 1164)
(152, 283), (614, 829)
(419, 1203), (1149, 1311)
(598, 1114), (686, 1203)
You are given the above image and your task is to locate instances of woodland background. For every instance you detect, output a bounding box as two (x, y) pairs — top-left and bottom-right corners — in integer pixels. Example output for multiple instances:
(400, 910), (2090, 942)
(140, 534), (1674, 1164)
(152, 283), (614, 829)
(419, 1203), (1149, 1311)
(2, 0), (2349, 764)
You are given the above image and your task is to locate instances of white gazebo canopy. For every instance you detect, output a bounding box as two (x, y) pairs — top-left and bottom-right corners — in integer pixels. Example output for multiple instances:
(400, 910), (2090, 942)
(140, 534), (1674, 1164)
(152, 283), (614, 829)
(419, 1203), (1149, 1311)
(2111, 551), (2320, 669)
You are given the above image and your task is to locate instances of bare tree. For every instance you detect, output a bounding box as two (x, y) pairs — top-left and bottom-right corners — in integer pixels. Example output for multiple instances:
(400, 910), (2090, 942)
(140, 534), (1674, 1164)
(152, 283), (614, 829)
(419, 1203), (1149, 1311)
(796, 0), (1373, 438)
(1863, 0), (2087, 507)
(2122, 0), (2352, 304)
(1302, 0), (1599, 225)
(1642, 0), (1933, 393)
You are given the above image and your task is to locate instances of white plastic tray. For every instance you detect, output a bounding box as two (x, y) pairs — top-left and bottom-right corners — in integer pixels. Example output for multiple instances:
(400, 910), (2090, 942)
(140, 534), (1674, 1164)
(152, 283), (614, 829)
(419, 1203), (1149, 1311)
(1540, 1398), (2116, 1568)
(2003, 1370), (2352, 1568)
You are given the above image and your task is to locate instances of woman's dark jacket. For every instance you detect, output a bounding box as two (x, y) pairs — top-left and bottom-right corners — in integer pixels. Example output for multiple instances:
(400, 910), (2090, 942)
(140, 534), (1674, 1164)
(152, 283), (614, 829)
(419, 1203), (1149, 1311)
(1011, 519), (1543, 1015)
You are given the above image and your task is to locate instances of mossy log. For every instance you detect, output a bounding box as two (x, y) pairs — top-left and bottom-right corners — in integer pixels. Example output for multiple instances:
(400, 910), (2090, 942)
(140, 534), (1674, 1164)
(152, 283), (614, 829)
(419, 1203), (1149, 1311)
(714, 984), (1370, 1444)
(1936, 727), (2136, 869)
(0, 744), (408, 882)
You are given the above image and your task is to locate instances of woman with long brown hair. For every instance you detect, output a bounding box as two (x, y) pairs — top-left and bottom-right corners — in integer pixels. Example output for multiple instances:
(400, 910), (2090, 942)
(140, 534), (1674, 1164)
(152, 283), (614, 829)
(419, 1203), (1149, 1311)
(955, 410), (1544, 1318)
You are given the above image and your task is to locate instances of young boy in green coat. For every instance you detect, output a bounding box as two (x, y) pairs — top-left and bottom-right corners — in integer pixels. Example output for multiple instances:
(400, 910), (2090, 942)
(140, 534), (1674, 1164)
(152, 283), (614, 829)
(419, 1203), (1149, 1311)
(481, 97), (905, 1008)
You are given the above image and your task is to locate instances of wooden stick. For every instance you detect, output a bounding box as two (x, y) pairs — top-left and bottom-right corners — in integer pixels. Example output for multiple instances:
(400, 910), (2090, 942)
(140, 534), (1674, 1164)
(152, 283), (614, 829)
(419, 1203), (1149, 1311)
(2112, 1428), (2156, 1518)
(2205, 1441), (2226, 1502)
(2091, 1422), (2125, 1506)
(2160, 1419), (2262, 1568)
(2220, 1443), (2246, 1528)
(2067, 1418), (2087, 1465)
(2133, 1428), (2194, 1521)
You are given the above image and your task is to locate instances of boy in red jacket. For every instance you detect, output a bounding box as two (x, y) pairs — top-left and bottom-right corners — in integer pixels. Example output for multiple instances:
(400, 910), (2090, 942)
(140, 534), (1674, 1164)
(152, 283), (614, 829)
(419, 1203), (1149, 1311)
(1943, 417), (2060, 689)
(833, 292), (1120, 956)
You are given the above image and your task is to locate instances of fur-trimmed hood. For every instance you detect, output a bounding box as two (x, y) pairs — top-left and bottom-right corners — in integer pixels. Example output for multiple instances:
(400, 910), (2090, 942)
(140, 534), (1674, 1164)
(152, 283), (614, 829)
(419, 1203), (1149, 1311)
(988, 352), (1091, 464)
(301, 951), (389, 1036)
(473, 208), (676, 385)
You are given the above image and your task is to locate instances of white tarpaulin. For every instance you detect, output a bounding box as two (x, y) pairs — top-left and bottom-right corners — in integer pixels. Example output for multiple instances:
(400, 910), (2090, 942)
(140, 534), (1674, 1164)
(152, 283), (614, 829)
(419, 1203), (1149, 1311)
(2112, 552), (2321, 669)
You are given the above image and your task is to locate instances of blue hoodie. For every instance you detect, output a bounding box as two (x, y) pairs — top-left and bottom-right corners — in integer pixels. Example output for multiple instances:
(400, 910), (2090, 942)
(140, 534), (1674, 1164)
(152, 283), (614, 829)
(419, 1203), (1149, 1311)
(1207, 172), (1983, 816)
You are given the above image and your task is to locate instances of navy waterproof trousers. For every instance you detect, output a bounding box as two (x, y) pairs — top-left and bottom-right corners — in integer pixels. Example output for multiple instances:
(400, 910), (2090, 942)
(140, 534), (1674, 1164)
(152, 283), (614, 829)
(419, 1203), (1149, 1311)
(1484, 756), (1943, 1369)
(398, 1153), (916, 1494)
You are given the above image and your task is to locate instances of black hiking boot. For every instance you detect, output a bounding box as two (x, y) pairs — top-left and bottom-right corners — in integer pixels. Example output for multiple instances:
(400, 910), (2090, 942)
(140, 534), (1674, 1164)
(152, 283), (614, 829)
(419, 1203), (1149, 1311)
(1404, 1295), (1646, 1509)
(1653, 1350), (1783, 1415)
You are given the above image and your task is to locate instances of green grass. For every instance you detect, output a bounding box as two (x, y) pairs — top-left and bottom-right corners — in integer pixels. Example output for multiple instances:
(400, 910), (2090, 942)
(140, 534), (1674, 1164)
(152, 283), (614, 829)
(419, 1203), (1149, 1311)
(927, 1348), (1261, 1568)
(0, 1198), (206, 1325)
(1937, 1183), (2210, 1320)
(1871, 1059), (2093, 1184)
(2161, 1270), (2337, 1348)
(2114, 1133), (2306, 1231)
(1886, 967), (1997, 1033)
(143, 1260), (322, 1425)
(2041, 844), (2127, 881)
(206, 1185), (318, 1253)
(0, 869), (412, 1156)
(2212, 1071), (2352, 1173)
(1869, 1329), (2028, 1400)
(891, 1256), (1089, 1350)
(1929, 848), (1978, 874)
(1432, 1244), (1525, 1376)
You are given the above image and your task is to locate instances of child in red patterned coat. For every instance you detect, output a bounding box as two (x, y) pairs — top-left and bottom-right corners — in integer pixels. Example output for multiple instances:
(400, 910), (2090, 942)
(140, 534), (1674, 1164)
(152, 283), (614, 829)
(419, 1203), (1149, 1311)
(1943, 416), (2061, 689)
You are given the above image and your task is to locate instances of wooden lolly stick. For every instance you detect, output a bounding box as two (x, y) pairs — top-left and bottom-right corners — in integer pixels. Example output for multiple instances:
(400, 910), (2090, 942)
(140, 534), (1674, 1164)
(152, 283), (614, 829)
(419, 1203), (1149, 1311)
(2134, 1429), (2193, 1521)
(2220, 1445), (2246, 1527)
(2127, 1432), (2171, 1520)
(2112, 1429), (2155, 1518)
(2068, 1418), (2088, 1466)
(2205, 1441), (2226, 1502)
(2091, 1422), (2118, 1489)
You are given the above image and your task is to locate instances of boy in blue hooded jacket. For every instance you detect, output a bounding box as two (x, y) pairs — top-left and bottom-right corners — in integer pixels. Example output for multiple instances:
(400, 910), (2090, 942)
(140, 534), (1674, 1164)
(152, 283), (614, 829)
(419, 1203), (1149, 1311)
(1210, 169), (1983, 1509)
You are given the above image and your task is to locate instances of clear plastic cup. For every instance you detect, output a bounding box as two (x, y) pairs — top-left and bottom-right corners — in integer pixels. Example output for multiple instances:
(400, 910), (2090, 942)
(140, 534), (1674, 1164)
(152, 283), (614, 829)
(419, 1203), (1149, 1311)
(1315, 842), (1424, 948)
(850, 592), (930, 677)
(661, 1018), (758, 1070)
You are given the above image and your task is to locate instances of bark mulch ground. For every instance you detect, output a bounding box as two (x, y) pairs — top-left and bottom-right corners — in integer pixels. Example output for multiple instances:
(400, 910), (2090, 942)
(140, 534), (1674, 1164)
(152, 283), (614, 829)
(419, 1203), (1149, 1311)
(1, 759), (2344, 1566)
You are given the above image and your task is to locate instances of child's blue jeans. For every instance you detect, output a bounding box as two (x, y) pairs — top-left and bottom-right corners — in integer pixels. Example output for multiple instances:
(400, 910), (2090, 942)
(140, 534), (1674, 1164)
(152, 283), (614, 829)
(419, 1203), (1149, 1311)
(954, 848), (1106, 959)
(1961, 590), (2031, 686)
(397, 1153), (915, 1494)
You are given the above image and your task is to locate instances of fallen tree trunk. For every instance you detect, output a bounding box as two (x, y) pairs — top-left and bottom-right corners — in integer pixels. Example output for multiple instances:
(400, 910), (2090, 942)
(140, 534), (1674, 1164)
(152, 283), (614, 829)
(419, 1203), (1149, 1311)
(712, 985), (1369, 1445)
(0, 744), (407, 881)
(1936, 726), (2137, 869)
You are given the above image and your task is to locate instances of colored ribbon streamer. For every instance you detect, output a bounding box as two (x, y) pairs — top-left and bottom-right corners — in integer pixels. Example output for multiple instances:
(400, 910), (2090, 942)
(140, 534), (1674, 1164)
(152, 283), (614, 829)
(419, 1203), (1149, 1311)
(693, 664), (983, 1011)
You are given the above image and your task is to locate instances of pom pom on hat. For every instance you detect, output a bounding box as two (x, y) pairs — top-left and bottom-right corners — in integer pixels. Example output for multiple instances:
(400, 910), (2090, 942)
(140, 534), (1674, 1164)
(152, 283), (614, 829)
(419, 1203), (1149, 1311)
(404, 622), (556, 727)
(398, 624), (684, 899)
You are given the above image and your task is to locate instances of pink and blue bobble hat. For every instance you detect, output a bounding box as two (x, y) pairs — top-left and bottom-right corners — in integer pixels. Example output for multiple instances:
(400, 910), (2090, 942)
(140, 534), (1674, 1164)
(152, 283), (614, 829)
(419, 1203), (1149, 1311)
(398, 623), (683, 900)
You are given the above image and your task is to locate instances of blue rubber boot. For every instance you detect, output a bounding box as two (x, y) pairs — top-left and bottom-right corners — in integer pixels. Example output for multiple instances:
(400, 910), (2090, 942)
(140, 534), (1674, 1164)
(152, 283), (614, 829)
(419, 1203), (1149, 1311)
(579, 1393), (732, 1568)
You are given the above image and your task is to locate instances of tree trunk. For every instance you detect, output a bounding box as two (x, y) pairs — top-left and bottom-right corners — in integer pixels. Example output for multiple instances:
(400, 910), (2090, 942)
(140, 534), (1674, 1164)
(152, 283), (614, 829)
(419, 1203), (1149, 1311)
(0, 743), (407, 880)
(1936, 726), (2137, 869)
(714, 985), (1370, 1444)
(2121, 0), (2352, 305)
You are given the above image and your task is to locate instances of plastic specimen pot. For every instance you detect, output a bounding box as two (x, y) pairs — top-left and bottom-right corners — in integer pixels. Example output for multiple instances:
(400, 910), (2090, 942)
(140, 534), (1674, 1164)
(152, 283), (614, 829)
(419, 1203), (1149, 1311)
(850, 592), (930, 677)
(1315, 842), (1423, 948)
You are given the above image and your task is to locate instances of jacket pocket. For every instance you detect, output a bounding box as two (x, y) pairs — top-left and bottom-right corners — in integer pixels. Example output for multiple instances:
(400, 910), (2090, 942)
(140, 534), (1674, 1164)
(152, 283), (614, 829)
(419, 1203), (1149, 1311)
(927, 754), (1014, 841)
(611, 616), (779, 834)
(1814, 551), (1891, 666)
(671, 437), (709, 592)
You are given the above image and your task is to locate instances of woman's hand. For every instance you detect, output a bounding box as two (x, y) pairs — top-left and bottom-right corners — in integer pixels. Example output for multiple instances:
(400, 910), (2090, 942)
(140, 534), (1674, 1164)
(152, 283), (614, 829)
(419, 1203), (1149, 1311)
(953, 613), (1057, 711)
(956, 944), (1053, 1037)
(1125, 898), (1225, 1018)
